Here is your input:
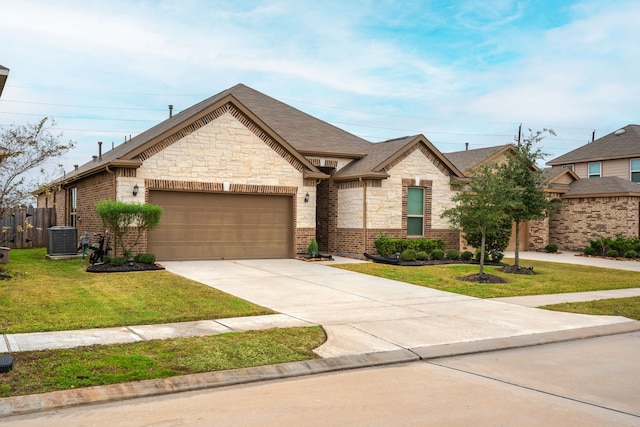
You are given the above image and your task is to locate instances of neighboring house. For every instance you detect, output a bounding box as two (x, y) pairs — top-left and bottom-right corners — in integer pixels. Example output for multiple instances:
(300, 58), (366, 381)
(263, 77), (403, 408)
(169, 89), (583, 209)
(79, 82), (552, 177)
(0, 65), (8, 98)
(539, 126), (640, 251)
(39, 84), (466, 260)
(547, 124), (640, 182)
(444, 144), (530, 251)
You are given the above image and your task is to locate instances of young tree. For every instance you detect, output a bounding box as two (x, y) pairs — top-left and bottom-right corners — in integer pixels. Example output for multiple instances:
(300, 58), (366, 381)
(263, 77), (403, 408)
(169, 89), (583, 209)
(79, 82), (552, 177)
(499, 129), (556, 268)
(443, 164), (511, 275)
(96, 200), (163, 258)
(0, 117), (74, 219)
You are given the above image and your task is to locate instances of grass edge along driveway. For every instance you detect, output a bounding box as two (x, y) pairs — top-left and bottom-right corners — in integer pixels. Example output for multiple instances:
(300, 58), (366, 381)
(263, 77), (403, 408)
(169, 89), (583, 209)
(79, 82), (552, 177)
(332, 258), (640, 298)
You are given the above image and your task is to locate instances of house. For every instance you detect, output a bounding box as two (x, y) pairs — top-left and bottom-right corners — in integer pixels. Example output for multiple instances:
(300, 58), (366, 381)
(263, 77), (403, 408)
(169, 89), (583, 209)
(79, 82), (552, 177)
(540, 126), (640, 250)
(444, 144), (532, 251)
(39, 84), (466, 260)
(0, 65), (8, 98)
(547, 125), (640, 182)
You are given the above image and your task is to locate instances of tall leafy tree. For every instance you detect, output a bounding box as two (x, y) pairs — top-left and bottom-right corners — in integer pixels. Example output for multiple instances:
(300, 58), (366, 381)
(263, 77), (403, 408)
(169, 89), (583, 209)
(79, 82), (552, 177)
(0, 117), (74, 219)
(443, 164), (511, 275)
(499, 129), (556, 268)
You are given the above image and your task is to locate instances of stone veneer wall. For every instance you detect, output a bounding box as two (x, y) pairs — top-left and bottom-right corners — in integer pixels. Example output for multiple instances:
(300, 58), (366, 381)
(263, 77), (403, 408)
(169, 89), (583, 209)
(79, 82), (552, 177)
(528, 218), (549, 251)
(549, 196), (640, 251)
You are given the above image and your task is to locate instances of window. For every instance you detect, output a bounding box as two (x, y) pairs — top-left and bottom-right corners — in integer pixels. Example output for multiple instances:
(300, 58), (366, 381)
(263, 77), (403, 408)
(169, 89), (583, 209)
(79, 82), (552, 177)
(407, 187), (424, 236)
(562, 164), (574, 171)
(69, 187), (77, 227)
(588, 162), (601, 178)
(631, 159), (640, 183)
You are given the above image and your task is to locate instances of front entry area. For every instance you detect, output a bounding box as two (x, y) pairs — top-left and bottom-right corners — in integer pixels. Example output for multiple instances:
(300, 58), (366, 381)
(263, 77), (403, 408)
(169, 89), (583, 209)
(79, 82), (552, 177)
(148, 191), (293, 260)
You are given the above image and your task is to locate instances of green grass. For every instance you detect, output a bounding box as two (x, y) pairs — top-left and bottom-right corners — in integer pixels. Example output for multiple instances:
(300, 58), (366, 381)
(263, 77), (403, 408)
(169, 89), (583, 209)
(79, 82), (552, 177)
(0, 327), (325, 397)
(543, 297), (640, 320)
(333, 258), (640, 298)
(0, 248), (273, 333)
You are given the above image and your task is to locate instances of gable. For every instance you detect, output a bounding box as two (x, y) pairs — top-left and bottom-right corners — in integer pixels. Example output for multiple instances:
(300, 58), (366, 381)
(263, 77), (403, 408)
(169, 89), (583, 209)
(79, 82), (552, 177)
(138, 112), (306, 184)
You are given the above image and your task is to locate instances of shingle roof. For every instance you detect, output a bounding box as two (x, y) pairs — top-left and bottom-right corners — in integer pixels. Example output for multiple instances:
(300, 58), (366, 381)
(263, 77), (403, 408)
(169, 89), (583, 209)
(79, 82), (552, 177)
(547, 124), (640, 165)
(59, 84), (463, 183)
(564, 176), (640, 198)
(444, 145), (511, 171)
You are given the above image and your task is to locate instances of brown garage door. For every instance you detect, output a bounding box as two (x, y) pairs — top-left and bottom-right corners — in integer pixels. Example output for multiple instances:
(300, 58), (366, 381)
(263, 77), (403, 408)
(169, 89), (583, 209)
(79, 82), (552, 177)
(148, 191), (293, 261)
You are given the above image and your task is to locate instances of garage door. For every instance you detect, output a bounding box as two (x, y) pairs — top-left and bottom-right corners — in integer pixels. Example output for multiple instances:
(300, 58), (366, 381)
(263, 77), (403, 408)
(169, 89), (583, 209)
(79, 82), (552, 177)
(148, 191), (293, 261)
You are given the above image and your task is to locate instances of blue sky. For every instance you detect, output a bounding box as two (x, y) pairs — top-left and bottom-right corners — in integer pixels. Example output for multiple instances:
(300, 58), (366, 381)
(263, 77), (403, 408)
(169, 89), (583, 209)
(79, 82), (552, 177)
(1, 0), (639, 173)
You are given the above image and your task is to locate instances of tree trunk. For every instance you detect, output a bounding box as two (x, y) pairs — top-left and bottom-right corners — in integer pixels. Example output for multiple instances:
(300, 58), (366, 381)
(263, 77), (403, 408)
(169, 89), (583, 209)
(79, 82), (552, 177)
(479, 227), (486, 275)
(514, 220), (520, 268)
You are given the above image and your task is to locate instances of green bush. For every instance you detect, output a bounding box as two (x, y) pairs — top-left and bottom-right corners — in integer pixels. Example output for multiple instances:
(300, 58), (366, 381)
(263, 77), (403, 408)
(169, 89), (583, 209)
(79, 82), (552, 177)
(374, 234), (445, 257)
(544, 243), (558, 253)
(103, 256), (112, 264)
(607, 249), (619, 258)
(447, 250), (460, 260)
(307, 239), (319, 256)
(400, 249), (417, 262)
(474, 248), (488, 262)
(589, 234), (640, 255)
(416, 251), (429, 261)
(135, 253), (156, 264)
(584, 246), (595, 256)
(110, 256), (126, 267)
(490, 252), (504, 262)
(461, 251), (474, 261)
(431, 249), (445, 260)
(624, 250), (638, 259)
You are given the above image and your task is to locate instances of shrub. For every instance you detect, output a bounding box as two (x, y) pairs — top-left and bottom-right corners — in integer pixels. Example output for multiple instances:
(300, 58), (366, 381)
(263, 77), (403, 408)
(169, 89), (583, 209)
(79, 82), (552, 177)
(607, 249), (619, 258)
(374, 234), (446, 257)
(416, 251), (429, 261)
(624, 250), (638, 259)
(490, 252), (504, 262)
(135, 253), (156, 264)
(110, 256), (126, 266)
(103, 256), (112, 264)
(447, 250), (460, 260)
(400, 249), (417, 262)
(461, 251), (474, 261)
(474, 248), (489, 263)
(307, 239), (319, 256)
(583, 246), (595, 256)
(544, 243), (558, 253)
(431, 249), (445, 260)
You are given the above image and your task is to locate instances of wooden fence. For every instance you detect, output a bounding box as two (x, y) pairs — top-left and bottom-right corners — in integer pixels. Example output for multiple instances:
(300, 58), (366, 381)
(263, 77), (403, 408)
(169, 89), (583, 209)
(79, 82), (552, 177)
(0, 208), (56, 249)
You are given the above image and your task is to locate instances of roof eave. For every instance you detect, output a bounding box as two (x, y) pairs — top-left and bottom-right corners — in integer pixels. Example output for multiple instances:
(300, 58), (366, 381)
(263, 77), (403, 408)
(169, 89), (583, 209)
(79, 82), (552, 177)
(563, 191), (640, 199)
(332, 172), (390, 182)
(299, 150), (366, 159)
(56, 160), (143, 185)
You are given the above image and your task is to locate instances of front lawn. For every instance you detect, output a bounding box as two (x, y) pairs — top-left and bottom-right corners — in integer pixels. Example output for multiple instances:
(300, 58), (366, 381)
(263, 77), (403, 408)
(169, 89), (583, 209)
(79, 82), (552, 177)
(0, 248), (273, 333)
(0, 327), (325, 397)
(333, 258), (640, 298)
(543, 297), (640, 320)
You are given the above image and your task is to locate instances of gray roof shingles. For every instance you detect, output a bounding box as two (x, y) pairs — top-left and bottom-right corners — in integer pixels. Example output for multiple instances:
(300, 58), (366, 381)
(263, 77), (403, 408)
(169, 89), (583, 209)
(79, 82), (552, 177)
(444, 145), (510, 171)
(547, 125), (640, 165)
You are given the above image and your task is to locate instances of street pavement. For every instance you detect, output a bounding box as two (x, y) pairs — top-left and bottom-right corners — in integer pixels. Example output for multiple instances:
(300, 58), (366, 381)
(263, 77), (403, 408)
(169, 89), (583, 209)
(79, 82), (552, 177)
(3, 331), (639, 426)
(1, 251), (639, 419)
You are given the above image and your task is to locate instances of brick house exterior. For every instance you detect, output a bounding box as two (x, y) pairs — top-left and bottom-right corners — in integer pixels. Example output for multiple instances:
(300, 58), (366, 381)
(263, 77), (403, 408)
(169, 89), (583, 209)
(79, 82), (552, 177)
(39, 84), (466, 260)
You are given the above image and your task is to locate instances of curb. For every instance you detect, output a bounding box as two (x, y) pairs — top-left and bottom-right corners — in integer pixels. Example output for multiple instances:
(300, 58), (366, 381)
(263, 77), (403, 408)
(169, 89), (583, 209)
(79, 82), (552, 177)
(0, 349), (419, 418)
(2, 321), (639, 419)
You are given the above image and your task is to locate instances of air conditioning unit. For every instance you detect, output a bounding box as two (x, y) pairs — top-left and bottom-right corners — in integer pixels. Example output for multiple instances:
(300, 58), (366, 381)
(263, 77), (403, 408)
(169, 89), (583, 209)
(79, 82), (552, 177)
(47, 226), (78, 256)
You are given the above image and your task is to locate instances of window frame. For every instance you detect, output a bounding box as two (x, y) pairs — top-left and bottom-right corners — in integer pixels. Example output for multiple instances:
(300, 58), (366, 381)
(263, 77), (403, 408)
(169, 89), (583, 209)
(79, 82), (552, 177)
(406, 187), (424, 237)
(562, 164), (574, 171)
(631, 159), (640, 183)
(69, 187), (78, 227)
(588, 162), (601, 178)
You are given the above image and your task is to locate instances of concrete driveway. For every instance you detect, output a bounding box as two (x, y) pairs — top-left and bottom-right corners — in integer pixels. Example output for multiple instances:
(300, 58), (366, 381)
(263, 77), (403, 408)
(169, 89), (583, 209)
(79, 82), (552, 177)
(162, 257), (635, 358)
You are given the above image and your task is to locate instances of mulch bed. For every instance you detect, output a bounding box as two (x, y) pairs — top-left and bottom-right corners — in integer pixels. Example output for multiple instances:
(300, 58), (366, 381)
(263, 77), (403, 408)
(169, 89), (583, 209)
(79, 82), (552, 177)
(499, 265), (536, 275)
(457, 273), (508, 284)
(86, 262), (165, 273)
